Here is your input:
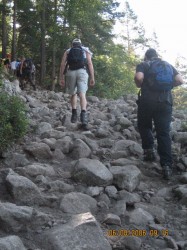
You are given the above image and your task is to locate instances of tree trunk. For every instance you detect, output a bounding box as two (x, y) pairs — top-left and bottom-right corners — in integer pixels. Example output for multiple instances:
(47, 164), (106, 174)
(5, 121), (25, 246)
(11, 0), (17, 60)
(2, 0), (7, 58)
(40, 0), (46, 85)
(52, 0), (57, 91)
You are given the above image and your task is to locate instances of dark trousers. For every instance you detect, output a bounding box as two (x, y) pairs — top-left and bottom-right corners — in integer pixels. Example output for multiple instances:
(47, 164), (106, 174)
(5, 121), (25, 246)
(20, 71), (35, 89)
(137, 99), (172, 166)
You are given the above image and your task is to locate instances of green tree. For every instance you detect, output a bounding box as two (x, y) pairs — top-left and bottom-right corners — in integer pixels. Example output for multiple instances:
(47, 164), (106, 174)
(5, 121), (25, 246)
(90, 43), (138, 99)
(175, 56), (187, 82)
(1, 0), (8, 58)
(0, 91), (28, 154)
(116, 1), (149, 55)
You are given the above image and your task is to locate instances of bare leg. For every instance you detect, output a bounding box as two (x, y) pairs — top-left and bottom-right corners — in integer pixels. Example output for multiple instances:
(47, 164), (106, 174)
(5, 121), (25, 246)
(70, 94), (78, 123)
(79, 92), (87, 110)
(71, 94), (77, 109)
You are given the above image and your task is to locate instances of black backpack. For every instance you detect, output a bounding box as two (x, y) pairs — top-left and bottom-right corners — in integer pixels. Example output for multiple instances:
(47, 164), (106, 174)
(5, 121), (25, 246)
(67, 46), (86, 70)
(146, 59), (174, 91)
(23, 59), (33, 72)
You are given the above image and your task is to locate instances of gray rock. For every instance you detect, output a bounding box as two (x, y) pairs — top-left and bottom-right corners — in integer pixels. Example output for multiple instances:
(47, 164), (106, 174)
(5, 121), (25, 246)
(72, 158), (113, 186)
(173, 132), (187, 143)
(42, 138), (56, 150)
(105, 185), (118, 198)
(37, 122), (52, 135)
(135, 203), (167, 223)
(47, 180), (74, 193)
(94, 127), (111, 138)
(111, 158), (138, 166)
(54, 136), (73, 154)
(176, 241), (187, 249)
(182, 156), (187, 167)
(98, 138), (114, 148)
(71, 139), (91, 159)
(0, 202), (33, 232)
(24, 142), (53, 160)
(118, 190), (141, 205)
(120, 236), (142, 250)
(0, 235), (27, 250)
(2, 79), (21, 95)
(164, 236), (179, 250)
(116, 116), (132, 128)
(87, 186), (103, 197)
(40, 212), (112, 250)
(4, 153), (29, 168)
(171, 119), (182, 131)
(173, 185), (187, 205)
(40, 129), (66, 139)
(128, 208), (154, 226)
(103, 213), (121, 226)
(53, 148), (65, 161)
(113, 139), (143, 156)
(22, 163), (55, 177)
(97, 193), (111, 207)
(180, 172), (187, 184)
(110, 200), (126, 216)
(87, 96), (100, 103)
(60, 192), (97, 214)
(110, 165), (141, 192)
(6, 172), (44, 205)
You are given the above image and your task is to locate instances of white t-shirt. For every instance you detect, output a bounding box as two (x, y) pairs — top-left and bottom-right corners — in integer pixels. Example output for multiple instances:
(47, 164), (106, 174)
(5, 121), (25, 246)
(11, 61), (17, 70)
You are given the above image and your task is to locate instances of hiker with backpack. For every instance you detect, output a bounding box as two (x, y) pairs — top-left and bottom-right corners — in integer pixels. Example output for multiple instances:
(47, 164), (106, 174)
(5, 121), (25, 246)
(59, 38), (95, 130)
(134, 48), (184, 180)
(19, 56), (36, 90)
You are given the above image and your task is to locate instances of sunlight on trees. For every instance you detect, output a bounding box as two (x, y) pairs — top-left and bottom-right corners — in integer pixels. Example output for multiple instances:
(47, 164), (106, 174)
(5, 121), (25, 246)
(1, 0), (185, 100)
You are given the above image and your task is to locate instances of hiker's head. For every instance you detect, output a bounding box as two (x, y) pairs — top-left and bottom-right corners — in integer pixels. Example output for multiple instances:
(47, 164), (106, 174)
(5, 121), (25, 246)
(144, 48), (158, 61)
(72, 38), (82, 46)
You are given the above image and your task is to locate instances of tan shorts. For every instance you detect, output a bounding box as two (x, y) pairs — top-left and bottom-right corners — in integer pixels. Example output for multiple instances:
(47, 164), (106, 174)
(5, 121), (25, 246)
(65, 68), (88, 95)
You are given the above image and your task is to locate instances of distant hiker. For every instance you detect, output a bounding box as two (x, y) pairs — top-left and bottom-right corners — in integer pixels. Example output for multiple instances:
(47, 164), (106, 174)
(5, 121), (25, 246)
(3, 54), (11, 73)
(10, 58), (17, 75)
(0, 58), (3, 69)
(59, 38), (95, 130)
(134, 48), (184, 180)
(19, 57), (36, 90)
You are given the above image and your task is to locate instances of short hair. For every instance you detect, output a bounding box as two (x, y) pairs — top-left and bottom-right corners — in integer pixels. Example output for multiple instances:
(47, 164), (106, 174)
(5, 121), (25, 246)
(145, 48), (158, 60)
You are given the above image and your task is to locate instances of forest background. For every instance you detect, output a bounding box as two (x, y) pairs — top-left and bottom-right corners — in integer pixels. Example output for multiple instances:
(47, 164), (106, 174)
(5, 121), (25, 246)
(0, 0), (186, 107)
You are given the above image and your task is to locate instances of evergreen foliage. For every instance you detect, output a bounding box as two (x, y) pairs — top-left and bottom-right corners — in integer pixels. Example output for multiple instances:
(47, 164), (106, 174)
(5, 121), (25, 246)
(0, 0), (169, 99)
(173, 86), (187, 110)
(0, 90), (28, 154)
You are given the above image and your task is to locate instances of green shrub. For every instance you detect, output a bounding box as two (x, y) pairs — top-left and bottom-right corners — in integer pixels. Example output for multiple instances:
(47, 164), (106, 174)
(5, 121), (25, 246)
(0, 92), (29, 154)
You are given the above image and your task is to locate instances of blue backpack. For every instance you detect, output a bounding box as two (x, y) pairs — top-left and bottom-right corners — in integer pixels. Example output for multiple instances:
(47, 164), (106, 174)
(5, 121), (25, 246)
(67, 46), (86, 70)
(146, 59), (174, 91)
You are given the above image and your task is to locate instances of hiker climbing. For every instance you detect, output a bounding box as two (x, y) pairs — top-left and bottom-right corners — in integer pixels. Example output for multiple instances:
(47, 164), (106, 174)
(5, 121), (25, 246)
(134, 48), (184, 180)
(18, 56), (36, 90)
(59, 38), (95, 130)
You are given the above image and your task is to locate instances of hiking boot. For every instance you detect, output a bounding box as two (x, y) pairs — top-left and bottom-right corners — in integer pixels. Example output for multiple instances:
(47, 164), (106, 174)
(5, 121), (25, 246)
(81, 124), (89, 131)
(163, 165), (172, 180)
(143, 149), (156, 162)
(80, 111), (88, 125)
(71, 110), (78, 123)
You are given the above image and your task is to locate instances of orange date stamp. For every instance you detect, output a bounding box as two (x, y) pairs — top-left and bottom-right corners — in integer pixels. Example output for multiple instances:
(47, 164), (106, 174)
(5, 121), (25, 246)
(107, 229), (169, 237)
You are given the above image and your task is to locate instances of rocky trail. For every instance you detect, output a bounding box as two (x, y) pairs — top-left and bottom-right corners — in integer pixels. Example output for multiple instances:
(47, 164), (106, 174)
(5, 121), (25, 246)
(0, 82), (187, 250)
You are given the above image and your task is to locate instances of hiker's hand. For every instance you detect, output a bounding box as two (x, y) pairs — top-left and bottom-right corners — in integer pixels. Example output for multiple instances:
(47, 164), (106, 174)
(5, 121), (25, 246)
(60, 79), (65, 88)
(90, 79), (95, 87)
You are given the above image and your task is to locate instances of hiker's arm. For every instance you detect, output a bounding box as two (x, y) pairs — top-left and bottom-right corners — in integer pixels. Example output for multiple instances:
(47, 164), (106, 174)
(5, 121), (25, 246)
(134, 72), (144, 88)
(86, 52), (95, 86)
(173, 73), (184, 87)
(59, 51), (67, 87)
(20, 62), (24, 74)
